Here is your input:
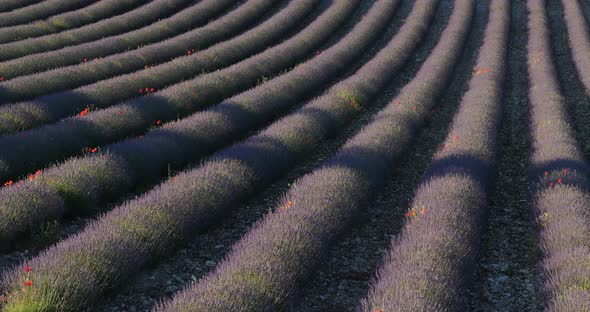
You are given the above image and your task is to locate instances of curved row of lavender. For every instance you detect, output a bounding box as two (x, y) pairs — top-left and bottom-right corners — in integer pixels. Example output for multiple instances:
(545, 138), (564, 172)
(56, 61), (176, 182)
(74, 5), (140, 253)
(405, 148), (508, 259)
(154, 0), (474, 310)
(0, 0), (95, 27)
(527, 0), (590, 310)
(361, 0), (507, 310)
(0, 0), (40, 14)
(560, 0), (590, 96)
(0, 0), (232, 78)
(0, 0), (148, 44)
(0, 0), (394, 251)
(0, 0), (267, 103)
(0, 1), (244, 67)
(0, 0), (352, 182)
(0, 0), (404, 310)
(0, 0), (317, 132)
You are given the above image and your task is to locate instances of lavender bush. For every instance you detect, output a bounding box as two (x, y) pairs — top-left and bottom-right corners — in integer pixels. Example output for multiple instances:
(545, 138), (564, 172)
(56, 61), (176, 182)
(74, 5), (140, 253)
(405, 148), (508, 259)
(527, 0), (590, 310)
(0, 0), (95, 27)
(0, 0), (148, 44)
(560, 0), (590, 96)
(361, 0), (508, 310)
(0, 0), (316, 113)
(0, 0), (231, 77)
(0, 1), (419, 309)
(154, 0), (478, 310)
(0, 0), (40, 13)
(0, 0), (355, 181)
(0, 0), (388, 251)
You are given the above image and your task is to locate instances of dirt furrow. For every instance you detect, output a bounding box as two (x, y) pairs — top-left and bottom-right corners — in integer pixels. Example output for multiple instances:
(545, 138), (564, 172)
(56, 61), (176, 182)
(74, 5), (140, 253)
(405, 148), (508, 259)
(466, 0), (544, 310)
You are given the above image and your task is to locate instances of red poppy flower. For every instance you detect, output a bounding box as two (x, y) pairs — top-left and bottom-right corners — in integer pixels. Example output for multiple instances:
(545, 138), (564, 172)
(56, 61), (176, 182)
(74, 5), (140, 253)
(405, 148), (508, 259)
(79, 107), (89, 116)
(24, 266), (30, 273)
(563, 168), (569, 174)
(405, 211), (416, 218)
(550, 182), (554, 187)
(28, 170), (41, 180)
(24, 280), (32, 287)
(117, 111), (123, 115)
(187, 50), (192, 55)
(1, 295), (6, 302)
(155, 120), (162, 125)
(150, 88), (155, 93)
(286, 201), (292, 207)
(139, 88), (143, 93)
(543, 171), (548, 177)
(3, 180), (13, 187)
(557, 178), (562, 184)
(421, 208), (426, 215)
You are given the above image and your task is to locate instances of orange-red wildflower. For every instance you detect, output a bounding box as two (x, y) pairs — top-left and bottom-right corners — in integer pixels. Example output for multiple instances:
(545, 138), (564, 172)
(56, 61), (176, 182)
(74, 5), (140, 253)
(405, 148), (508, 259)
(3, 180), (13, 187)
(28, 170), (42, 180)
(405, 211), (417, 218)
(79, 107), (90, 116)
(24, 280), (32, 287)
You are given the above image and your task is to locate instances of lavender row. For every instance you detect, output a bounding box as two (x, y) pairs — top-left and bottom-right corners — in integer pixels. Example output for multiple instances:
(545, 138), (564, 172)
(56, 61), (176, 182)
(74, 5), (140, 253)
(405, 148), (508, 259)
(155, 0), (476, 310)
(526, 0), (590, 310)
(0, 0), (231, 63)
(0, 0), (316, 126)
(0, 0), (379, 251)
(0, 0), (269, 102)
(0, 0), (413, 309)
(0, 0), (352, 182)
(0, 1), (240, 65)
(0, 0), (95, 28)
(0, 0), (231, 77)
(0, 0), (40, 13)
(0, 0), (147, 44)
(561, 0), (590, 96)
(360, 0), (508, 310)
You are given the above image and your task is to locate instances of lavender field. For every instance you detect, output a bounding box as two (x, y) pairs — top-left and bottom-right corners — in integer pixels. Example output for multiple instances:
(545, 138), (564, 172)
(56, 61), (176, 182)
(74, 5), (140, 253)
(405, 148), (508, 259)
(0, 0), (589, 311)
